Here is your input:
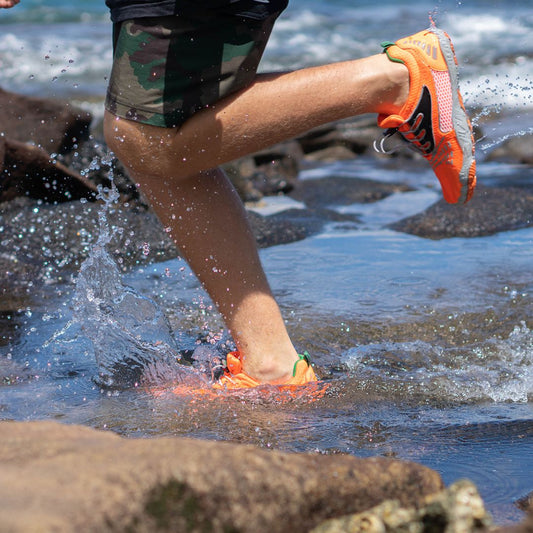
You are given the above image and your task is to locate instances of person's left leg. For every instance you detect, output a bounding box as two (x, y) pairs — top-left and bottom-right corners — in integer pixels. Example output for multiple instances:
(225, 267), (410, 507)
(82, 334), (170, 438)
(104, 52), (408, 383)
(130, 165), (301, 383)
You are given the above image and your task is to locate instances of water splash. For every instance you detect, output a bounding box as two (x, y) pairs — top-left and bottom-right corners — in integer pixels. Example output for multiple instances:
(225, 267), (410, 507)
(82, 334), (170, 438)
(477, 127), (533, 152)
(69, 158), (207, 389)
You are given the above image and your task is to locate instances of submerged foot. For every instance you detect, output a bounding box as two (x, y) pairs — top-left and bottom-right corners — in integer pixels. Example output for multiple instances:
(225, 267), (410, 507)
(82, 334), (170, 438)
(213, 351), (318, 390)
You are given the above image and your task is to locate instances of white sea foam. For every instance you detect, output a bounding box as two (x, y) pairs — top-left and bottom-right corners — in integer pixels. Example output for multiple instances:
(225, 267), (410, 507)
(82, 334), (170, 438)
(1, 24), (112, 97)
(1, 3), (531, 113)
(445, 13), (520, 39)
(344, 323), (533, 404)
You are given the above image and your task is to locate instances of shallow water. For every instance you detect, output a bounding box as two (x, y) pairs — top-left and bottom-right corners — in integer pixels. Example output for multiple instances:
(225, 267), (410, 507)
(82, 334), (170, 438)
(1, 153), (532, 525)
(1, 0), (532, 523)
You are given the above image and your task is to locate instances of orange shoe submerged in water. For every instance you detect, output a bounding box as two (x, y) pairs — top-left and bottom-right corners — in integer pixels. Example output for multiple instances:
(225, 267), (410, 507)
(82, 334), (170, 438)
(155, 351), (324, 400)
(213, 351), (318, 391)
(375, 26), (476, 204)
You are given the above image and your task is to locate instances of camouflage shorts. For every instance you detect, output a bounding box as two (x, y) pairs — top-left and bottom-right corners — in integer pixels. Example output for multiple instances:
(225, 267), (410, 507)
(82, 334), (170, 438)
(105, 1), (288, 128)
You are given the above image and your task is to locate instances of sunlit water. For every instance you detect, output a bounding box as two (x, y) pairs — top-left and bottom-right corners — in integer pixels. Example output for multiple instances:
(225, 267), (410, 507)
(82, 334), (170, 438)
(1, 153), (532, 525)
(1, 0), (532, 526)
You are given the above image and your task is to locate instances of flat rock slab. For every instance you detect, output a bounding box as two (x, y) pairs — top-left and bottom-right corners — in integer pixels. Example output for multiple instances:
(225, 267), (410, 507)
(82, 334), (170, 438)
(250, 207), (360, 248)
(0, 197), (357, 301)
(289, 176), (413, 209)
(389, 185), (533, 239)
(0, 420), (442, 533)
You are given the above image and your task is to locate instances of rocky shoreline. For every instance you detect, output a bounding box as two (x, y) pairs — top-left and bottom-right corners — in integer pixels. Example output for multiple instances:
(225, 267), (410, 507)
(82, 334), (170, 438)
(1, 89), (532, 532)
(1, 88), (532, 295)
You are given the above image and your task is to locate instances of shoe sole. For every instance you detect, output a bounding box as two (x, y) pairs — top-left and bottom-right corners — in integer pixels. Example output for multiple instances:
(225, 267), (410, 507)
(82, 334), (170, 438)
(431, 27), (476, 203)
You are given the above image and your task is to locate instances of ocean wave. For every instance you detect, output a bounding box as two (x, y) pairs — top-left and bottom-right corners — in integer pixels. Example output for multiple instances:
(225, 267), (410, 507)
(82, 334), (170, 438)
(0, 0), (108, 25)
(0, 24), (112, 97)
(0, 2), (531, 113)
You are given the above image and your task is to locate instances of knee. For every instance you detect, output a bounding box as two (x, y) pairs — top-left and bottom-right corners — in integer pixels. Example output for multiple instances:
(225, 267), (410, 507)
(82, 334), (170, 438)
(103, 111), (182, 180)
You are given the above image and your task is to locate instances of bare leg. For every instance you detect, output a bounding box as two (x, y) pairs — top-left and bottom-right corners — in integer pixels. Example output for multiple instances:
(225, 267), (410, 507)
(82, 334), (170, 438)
(104, 53), (408, 383)
(133, 167), (299, 382)
(106, 54), (407, 180)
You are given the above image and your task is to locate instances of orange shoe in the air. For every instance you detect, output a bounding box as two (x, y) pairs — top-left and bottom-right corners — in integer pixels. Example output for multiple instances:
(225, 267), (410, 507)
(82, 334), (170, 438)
(375, 26), (476, 204)
(214, 351), (318, 390)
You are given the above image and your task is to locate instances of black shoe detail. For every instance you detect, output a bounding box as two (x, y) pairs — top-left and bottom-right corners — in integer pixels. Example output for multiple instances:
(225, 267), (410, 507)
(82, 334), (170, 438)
(402, 85), (435, 155)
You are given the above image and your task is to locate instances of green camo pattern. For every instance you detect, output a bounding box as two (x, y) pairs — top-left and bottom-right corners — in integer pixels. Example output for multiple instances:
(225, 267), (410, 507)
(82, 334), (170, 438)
(105, 12), (279, 128)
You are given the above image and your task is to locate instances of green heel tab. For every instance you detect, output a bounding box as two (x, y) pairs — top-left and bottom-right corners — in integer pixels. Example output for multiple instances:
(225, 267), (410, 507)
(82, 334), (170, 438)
(293, 352), (311, 377)
(381, 41), (405, 65)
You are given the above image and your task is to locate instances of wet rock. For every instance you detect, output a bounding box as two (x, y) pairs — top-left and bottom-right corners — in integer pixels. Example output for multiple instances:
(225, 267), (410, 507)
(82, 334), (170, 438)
(249, 207), (360, 248)
(389, 185), (533, 239)
(303, 145), (358, 162)
(0, 87), (92, 154)
(223, 117), (390, 203)
(289, 175), (413, 209)
(0, 137), (97, 203)
(223, 141), (302, 202)
(311, 479), (493, 533)
(0, 420), (443, 533)
(0, 198), (177, 293)
(247, 209), (313, 247)
(0, 196), (337, 299)
(297, 116), (382, 157)
(516, 492), (533, 514)
(0, 88), (96, 203)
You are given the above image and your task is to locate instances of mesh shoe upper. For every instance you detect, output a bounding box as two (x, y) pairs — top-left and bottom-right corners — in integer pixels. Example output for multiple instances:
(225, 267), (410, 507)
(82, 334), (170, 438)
(377, 27), (476, 204)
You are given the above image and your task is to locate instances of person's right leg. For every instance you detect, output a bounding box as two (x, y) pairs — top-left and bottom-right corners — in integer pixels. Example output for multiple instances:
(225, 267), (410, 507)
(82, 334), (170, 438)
(105, 16), (475, 385)
(105, 52), (408, 181)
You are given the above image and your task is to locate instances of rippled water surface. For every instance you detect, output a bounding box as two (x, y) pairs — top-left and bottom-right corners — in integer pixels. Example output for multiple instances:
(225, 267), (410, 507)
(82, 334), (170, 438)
(1, 156), (532, 525)
(1, 0), (532, 525)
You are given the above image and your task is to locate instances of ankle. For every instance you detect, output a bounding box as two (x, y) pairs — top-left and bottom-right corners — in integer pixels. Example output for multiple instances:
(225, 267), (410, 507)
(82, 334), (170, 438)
(373, 55), (409, 115)
(241, 349), (299, 384)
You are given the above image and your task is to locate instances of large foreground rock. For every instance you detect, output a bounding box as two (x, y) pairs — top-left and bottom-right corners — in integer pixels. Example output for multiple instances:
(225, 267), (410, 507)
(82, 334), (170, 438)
(0, 420), (443, 532)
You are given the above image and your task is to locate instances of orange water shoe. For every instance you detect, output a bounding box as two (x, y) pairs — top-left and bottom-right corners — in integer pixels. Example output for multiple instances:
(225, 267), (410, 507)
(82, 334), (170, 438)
(375, 26), (476, 204)
(214, 351), (318, 391)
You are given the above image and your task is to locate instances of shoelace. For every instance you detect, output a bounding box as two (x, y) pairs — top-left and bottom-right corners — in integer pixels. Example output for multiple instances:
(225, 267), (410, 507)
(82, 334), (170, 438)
(374, 127), (426, 155)
(374, 116), (434, 157)
(373, 128), (406, 154)
(374, 127), (453, 169)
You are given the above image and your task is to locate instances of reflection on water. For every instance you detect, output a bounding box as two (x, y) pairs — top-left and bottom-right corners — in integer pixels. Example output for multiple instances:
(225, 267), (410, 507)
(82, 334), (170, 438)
(1, 158), (532, 525)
